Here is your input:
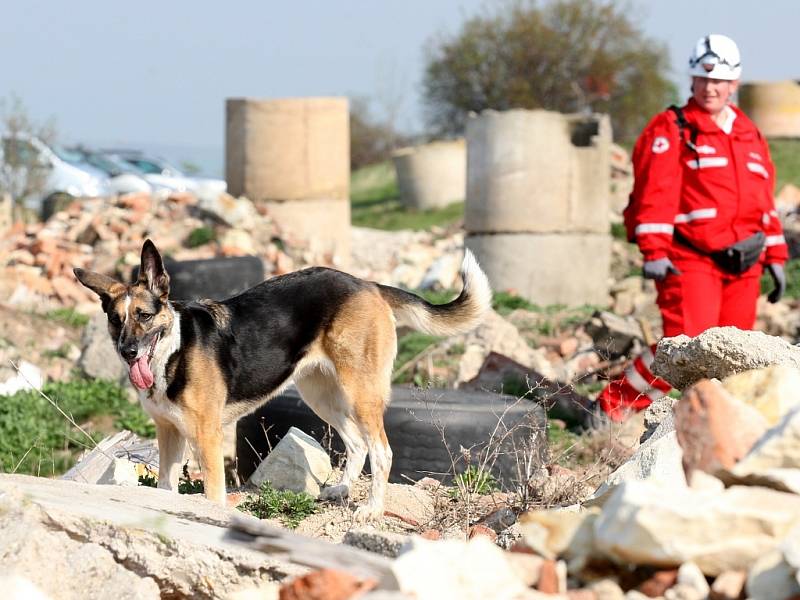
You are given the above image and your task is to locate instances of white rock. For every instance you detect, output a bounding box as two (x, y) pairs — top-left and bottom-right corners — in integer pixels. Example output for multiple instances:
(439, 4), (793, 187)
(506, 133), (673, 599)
(725, 406), (800, 494)
(721, 366), (800, 426)
(587, 421), (685, 507)
(0, 576), (52, 600)
(653, 327), (800, 390)
(0, 360), (43, 396)
(664, 583), (705, 600)
(748, 524), (800, 600)
(594, 480), (800, 576)
(687, 471), (725, 493)
(218, 228), (257, 254)
(392, 536), (528, 600)
(517, 508), (599, 562)
(747, 548), (800, 600)
(247, 427), (333, 497)
(677, 562), (710, 597)
(97, 457), (140, 487)
(589, 578), (625, 600)
(197, 193), (257, 228)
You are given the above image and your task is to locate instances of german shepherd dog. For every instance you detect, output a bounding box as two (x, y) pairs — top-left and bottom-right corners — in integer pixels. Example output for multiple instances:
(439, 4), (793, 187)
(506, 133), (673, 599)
(75, 240), (491, 520)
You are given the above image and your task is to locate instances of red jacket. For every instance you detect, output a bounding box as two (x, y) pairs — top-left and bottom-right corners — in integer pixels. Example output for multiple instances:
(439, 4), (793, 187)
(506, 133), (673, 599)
(624, 98), (788, 266)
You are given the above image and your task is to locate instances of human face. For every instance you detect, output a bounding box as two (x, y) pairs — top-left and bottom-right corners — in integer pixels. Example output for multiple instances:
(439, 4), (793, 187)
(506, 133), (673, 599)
(692, 77), (740, 115)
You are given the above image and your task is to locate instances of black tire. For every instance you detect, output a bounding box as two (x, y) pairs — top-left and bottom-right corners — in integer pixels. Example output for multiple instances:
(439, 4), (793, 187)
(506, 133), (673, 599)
(132, 255), (265, 301)
(235, 386), (547, 489)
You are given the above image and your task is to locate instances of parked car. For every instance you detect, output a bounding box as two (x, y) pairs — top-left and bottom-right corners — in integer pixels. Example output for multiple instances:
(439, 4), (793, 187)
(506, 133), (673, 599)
(65, 146), (153, 195)
(0, 133), (111, 216)
(102, 149), (227, 199)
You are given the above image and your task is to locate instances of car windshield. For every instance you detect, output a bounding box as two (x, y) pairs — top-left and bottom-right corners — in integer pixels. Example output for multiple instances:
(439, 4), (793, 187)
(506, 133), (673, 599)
(123, 155), (183, 176)
(86, 153), (126, 176)
(51, 145), (87, 165)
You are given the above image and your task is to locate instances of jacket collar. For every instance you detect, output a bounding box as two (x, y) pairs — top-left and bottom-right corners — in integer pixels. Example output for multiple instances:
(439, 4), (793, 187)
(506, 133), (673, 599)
(683, 97), (755, 135)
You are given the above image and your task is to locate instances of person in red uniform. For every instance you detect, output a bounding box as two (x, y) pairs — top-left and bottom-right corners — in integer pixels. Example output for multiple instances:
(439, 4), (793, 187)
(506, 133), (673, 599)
(597, 34), (788, 421)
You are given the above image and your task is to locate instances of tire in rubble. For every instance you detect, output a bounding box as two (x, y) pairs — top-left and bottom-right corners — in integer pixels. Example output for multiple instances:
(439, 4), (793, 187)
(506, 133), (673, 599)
(235, 386), (547, 488)
(132, 255), (265, 301)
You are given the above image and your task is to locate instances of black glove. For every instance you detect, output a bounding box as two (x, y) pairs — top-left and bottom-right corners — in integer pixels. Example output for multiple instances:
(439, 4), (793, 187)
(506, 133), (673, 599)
(766, 263), (786, 303)
(643, 257), (681, 281)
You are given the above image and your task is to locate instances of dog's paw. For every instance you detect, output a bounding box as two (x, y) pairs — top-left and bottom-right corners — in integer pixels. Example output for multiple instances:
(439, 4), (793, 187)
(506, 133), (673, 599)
(319, 484), (350, 501)
(353, 503), (383, 523)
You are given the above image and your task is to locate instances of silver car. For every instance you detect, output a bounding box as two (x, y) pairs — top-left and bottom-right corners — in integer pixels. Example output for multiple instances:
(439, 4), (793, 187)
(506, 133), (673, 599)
(0, 133), (111, 216)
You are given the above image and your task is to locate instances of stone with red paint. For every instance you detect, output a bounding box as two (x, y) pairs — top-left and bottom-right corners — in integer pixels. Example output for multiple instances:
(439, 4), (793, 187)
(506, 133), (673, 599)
(674, 380), (768, 477)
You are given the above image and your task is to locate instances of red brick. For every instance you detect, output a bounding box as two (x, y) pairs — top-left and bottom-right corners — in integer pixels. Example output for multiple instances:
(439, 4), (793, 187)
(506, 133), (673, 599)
(279, 569), (376, 600)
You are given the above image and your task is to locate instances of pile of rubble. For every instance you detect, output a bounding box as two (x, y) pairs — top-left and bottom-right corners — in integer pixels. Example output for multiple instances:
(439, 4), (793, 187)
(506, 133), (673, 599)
(3, 326), (799, 599)
(0, 192), (286, 310)
(259, 327), (800, 598)
(0, 192), (468, 318)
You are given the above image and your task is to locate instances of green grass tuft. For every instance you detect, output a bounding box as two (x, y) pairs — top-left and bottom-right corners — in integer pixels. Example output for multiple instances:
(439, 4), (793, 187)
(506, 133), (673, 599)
(492, 291), (539, 315)
(238, 482), (318, 528)
(44, 308), (89, 329)
(137, 464), (205, 494)
(450, 465), (499, 497)
(186, 226), (216, 248)
(0, 378), (155, 475)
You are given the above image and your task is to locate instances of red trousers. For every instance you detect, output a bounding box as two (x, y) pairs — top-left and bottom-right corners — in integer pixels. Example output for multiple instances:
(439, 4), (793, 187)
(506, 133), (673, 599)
(656, 265), (761, 337)
(598, 253), (762, 421)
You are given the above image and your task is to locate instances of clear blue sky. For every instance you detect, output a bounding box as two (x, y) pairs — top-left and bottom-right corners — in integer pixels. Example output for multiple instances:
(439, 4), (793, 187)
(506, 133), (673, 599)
(1, 0), (796, 176)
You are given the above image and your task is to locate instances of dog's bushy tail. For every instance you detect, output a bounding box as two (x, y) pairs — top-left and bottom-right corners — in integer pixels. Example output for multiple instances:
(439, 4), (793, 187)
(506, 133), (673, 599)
(377, 250), (492, 336)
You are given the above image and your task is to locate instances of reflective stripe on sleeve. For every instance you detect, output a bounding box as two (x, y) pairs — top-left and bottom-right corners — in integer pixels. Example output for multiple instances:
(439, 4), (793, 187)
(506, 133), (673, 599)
(635, 223), (674, 235)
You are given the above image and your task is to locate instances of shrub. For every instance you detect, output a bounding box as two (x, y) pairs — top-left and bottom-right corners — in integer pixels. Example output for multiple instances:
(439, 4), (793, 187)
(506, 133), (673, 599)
(238, 482), (318, 528)
(422, 0), (675, 143)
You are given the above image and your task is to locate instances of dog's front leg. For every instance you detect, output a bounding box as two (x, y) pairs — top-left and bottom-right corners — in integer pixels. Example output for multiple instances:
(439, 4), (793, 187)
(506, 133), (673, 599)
(155, 420), (186, 491)
(193, 417), (226, 504)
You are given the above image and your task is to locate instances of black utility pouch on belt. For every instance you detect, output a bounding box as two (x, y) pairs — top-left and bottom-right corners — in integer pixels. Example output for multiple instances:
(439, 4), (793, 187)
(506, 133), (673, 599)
(709, 231), (766, 274)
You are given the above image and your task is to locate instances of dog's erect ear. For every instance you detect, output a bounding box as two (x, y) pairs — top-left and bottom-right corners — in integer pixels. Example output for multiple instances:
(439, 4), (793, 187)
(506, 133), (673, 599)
(138, 239), (170, 299)
(74, 268), (124, 309)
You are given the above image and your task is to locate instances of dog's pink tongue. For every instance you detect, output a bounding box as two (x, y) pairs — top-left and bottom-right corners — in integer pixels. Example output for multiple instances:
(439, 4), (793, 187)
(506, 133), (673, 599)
(129, 355), (154, 390)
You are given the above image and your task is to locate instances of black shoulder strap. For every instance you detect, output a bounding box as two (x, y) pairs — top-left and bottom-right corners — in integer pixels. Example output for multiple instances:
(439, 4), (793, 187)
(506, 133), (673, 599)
(668, 105), (700, 164)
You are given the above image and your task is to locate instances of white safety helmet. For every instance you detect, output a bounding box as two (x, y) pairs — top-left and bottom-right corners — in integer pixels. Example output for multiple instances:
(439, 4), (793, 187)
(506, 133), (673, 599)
(688, 34), (741, 80)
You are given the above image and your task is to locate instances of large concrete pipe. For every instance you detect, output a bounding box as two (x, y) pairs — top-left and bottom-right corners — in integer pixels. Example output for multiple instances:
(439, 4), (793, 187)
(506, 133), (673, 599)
(739, 81), (800, 138)
(392, 139), (466, 210)
(225, 97), (350, 262)
(465, 109), (612, 306)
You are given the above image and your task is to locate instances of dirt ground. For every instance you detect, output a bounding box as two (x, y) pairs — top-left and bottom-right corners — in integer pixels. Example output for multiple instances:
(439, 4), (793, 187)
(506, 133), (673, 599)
(0, 304), (84, 383)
